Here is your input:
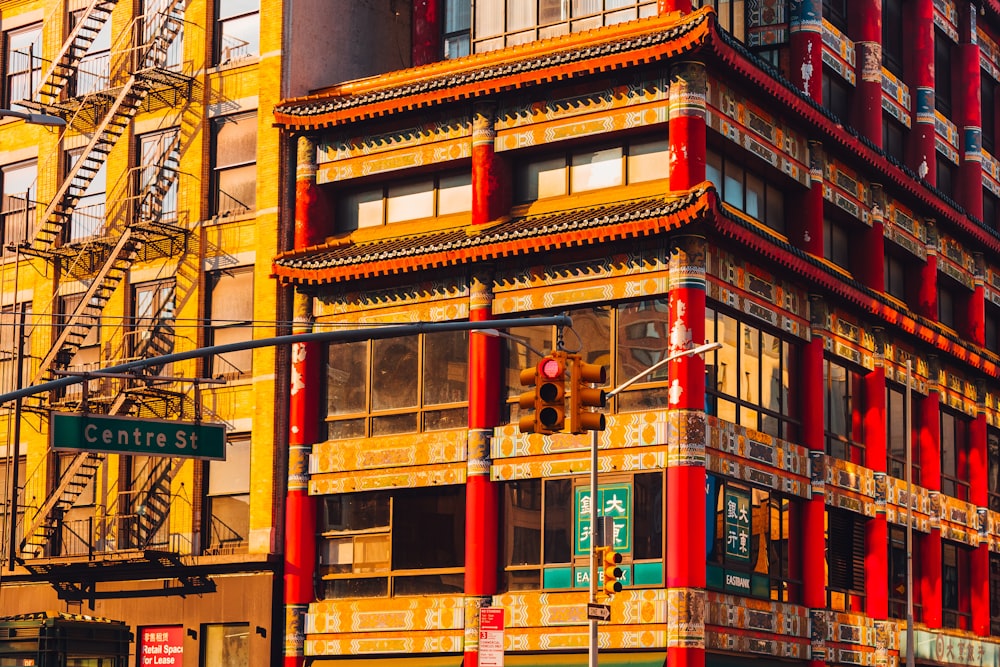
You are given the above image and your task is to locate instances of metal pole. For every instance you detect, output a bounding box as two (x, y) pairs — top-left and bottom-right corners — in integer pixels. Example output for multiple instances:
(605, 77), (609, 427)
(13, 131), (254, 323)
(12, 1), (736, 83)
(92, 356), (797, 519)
(6, 250), (24, 571)
(905, 359), (914, 667)
(587, 341), (722, 667)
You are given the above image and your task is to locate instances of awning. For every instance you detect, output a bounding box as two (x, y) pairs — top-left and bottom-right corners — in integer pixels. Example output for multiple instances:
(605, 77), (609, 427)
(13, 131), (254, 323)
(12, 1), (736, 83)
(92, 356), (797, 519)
(503, 653), (665, 667)
(310, 657), (463, 667)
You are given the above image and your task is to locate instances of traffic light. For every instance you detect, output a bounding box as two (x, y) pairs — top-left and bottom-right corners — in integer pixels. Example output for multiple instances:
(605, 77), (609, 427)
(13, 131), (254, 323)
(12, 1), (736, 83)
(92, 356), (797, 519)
(518, 352), (567, 434)
(600, 547), (623, 597)
(568, 354), (607, 434)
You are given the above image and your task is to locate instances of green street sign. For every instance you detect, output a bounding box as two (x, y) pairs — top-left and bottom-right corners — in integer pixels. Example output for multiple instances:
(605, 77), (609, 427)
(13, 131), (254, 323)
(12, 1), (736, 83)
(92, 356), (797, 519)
(51, 412), (226, 460)
(724, 486), (751, 563)
(574, 483), (632, 556)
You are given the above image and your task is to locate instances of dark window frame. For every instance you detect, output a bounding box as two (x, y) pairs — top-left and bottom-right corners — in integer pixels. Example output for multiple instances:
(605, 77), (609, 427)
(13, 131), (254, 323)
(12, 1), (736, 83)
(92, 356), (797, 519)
(827, 507), (866, 611)
(824, 356), (866, 464)
(214, 0), (260, 65)
(210, 111), (257, 218)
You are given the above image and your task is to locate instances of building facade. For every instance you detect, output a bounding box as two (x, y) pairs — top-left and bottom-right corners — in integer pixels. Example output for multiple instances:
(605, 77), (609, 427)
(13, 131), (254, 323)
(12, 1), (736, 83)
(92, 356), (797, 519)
(273, 1), (1000, 667)
(0, 0), (405, 665)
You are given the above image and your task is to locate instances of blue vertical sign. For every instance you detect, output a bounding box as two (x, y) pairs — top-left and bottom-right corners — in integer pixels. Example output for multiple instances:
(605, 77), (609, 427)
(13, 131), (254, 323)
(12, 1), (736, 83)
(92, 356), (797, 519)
(575, 483), (631, 556)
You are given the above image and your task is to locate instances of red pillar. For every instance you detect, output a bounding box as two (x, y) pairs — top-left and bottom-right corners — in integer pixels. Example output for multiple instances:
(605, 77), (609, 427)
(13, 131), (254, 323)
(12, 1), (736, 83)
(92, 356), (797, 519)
(666, 235), (707, 667)
(284, 135), (328, 667)
(412, 0), (440, 67)
(658, 0), (690, 15)
(668, 62), (707, 189)
(910, 0), (936, 183)
(463, 105), (504, 667)
(915, 224), (939, 320)
(968, 254), (986, 347)
(957, 2), (984, 220)
(865, 335), (889, 619)
(789, 0), (823, 101)
(970, 385), (989, 635)
(918, 383), (942, 628)
(854, 0), (883, 145)
(858, 186), (886, 291)
(802, 300), (827, 667)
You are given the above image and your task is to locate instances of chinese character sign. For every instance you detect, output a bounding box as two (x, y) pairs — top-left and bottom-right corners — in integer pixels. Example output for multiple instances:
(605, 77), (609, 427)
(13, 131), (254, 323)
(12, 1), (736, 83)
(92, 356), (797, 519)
(724, 487), (751, 564)
(574, 483), (632, 556)
(139, 626), (183, 666)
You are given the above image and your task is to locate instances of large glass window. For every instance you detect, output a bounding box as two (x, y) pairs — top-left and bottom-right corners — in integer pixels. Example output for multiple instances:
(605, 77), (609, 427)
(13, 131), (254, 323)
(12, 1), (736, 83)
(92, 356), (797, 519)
(65, 147), (107, 242)
(983, 72), (997, 156)
(889, 525), (920, 621)
(1, 159), (36, 255)
(943, 541), (971, 630)
(886, 383), (909, 480)
(989, 429), (1000, 513)
(824, 358), (865, 464)
(940, 409), (970, 501)
(216, 0), (259, 64)
(991, 552), (1000, 635)
(881, 0), (903, 77)
(55, 292), (103, 404)
(211, 112), (257, 217)
(502, 473), (662, 591)
(705, 305), (799, 440)
(337, 172), (471, 231)
(706, 149), (786, 234)
(326, 331), (469, 439)
(821, 70), (851, 124)
(823, 216), (851, 271)
(204, 435), (250, 554)
(136, 127), (180, 223)
(69, 8), (111, 96)
(130, 280), (175, 376)
(883, 114), (906, 164)
(826, 508), (865, 611)
(443, 0), (471, 58)
(4, 24), (41, 110)
(202, 623), (249, 666)
(319, 486), (465, 598)
(934, 31), (953, 118)
(206, 268), (253, 380)
(707, 475), (798, 602)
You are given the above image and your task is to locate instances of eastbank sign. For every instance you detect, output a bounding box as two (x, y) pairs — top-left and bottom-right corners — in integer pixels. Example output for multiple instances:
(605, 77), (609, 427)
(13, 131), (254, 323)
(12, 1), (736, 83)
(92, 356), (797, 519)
(52, 412), (226, 460)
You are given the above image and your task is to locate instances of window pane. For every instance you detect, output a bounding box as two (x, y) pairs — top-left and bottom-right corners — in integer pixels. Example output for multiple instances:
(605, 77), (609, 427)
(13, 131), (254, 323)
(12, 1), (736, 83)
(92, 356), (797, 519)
(627, 139), (669, 183)
(706, 150), (722, 188)
(506, 479), (542, 565)
(543, 479), (572, 564)
(723, 160), (743, 209)
(215, 114), (257, 166)
(371, 338), (418, 410)
(519, 157), (566, 200)
(210, 270), (253, 320)
(219, 0), (259, 19)
(217, 164), (256, 214)
(476, 0), (504, 37)
(202, 623), (249, 667)
(392, 487), (464, 569)
(745, 171), (764, 220)
(437, 172), (472, 215)
(507, 0), (537, 30)
(323, 492), (390, 531)
(617, 299), (670, 382)
(208, 437), (250, 495)
(328, 340), (368, 415)
(338, 188), (383, 230)
(570, 147), (623, 191)
(423, 330), (468, 405)
(220, 13), (259, 61)
(386, 179), (434, 222)
(213, 325), (253, 377)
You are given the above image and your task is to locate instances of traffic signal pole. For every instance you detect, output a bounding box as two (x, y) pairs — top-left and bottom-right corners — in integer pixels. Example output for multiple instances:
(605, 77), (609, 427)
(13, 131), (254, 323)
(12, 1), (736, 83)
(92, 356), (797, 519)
(587, 341), (721, 667)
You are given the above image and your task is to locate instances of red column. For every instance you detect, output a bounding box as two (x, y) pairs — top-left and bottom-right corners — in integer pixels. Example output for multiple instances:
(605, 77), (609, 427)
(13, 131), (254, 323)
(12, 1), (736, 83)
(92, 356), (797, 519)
(412, 0), (440, 67)
(957, 2), (984, 220)
(970, 384), (989, 635)
(789, 0), (823, 101)
(968, 254), (986, 347)
(802, 300), (827, 667)
(668, 62), (707, 189)
(858, 185), (886, 291)
(915, 224), (939, 320)
(855, 0), (883, 145)
(865, 335), (889, 619)
(910, 0), (936, 183)
(658, 0), (690, 14)
(666, 235), (707, 667)
(918, 381), (942, 628)
(284, 135), (327, 667)
(463, 105), (504, 667)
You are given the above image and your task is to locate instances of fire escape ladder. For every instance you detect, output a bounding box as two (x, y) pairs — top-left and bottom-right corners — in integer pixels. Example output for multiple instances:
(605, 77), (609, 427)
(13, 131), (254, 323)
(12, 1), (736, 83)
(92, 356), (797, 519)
(137, 0), (187, 72)
(28, 0), (118, 107)
(26, 78), (150, 254)
(130, 458), (176, 549)
(19, 451), (105, 558)
(29, 228), (136, 387)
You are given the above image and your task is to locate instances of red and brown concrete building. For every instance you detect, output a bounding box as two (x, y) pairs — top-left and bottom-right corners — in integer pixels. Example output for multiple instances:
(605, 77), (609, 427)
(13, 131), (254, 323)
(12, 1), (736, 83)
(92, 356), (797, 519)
(272, 2), (1000, 666)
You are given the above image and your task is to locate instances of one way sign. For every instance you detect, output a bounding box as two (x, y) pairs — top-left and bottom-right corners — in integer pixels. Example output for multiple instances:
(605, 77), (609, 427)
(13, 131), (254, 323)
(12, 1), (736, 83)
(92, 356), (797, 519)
(587, 603), (611, 622)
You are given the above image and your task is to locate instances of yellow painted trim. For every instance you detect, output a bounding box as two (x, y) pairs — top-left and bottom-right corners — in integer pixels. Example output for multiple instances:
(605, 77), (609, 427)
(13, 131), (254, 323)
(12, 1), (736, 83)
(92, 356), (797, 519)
(310, 656), (463, 667)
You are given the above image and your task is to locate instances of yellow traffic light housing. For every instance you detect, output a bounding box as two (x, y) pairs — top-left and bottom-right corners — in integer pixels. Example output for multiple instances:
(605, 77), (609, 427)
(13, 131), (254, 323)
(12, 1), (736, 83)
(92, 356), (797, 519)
(600, 547), (623, 597)
(518, 352), (568, 434)
(568, 354), (607, 434)
(517, 365), (539, 433)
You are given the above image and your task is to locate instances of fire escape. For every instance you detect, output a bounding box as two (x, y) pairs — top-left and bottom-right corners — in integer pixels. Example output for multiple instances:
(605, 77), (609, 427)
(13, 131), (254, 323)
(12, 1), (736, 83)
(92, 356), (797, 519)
(14, 0), (204, 575)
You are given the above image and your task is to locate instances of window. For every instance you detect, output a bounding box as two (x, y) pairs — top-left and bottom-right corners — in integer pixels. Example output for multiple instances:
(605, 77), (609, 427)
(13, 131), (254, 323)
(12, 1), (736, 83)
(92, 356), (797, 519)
(938, 277), (966, 330)
(705, 305), (799, 440)
(883, 114), (906, 164)
(443, 0), (471, 58)
(889, 525), (920, 620)
(215, 0), (259, 64)
(822, 70), (851, 124)
(473, 0), (656, 52)
(827, 508), (865, 611)
(4, 24), (41, 110)
(987, 306), (1000, 354)
(936, 155), (955, 199)
(823, 216), (851, 270)
(886, 382), (909, 480)
(136, 128), (180, 223)
(941, 409), (970, 500)
(202, 623), (249, 666)
(991, 552), (1000, 635)
(943, 541), (971, 630)
(701, 0), (746, 41)
(707, 475), (798, 602)
(206, 268), (253, 380)
(1, 160), (36, 255)
(706, 150), (786, 234)
(882, 0), (903, 77)
(822, 0), (848, 33)
(205, 435), (250, 554)
(141, 0), (184, 70)
(503, 473), (662, 591)
(53, 451), (97, 557)
(983, 72), (997, 156)
(211, 112), (256, 217)
(319, 486), (465, 598)
(515, 138), (669, 203)
(65, 148), (107, 242)
(824, 358), (865, 463)
(130, 280), (175, 376)
(984, 190), (998, 231)
(326, 331), (469, 439)
(935, 31), (953, 118)
(0, 456), (25, 547)
(69, 8), (111, 96)
(989, 429), (1000, 513)
(337, 172), (471, 231)
(56, 292), (103, 403)
(884, 250), (908, 301)
(121, 455), (172, 549)
(0, 302), (31, 393)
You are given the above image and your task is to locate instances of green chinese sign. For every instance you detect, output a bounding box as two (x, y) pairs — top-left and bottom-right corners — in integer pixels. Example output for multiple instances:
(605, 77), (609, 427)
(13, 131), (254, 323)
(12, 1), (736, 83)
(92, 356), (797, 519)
(724, 486), (751, 563)
(574, 483), (631, 556)
(52, 412), (226, 460)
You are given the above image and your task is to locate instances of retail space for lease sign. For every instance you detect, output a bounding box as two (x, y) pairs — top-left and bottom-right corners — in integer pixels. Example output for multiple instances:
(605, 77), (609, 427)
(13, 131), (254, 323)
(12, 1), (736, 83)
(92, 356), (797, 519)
(139, 626), (184, 666)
